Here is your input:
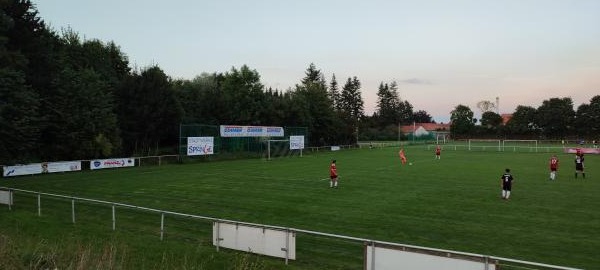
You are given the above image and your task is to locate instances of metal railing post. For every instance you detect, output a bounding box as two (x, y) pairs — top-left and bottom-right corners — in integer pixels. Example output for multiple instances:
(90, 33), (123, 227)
(37, 193), (41, 216)
(8, 189), (12, 211)
(112, 205), (116, 230)
(215, 220), (221, 252)
(371, 241), (376, 270)
(160, 213), (165, 241)
(284, 229), (289, 265)
(71, 199), (75, 223)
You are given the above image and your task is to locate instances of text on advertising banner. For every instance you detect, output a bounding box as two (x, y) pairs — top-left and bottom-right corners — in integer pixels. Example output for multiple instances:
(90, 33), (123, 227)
(220, 125), (284, 137)
(289, 135), (305, 150)
(90, 158), (135, 170)
(187, 137), (214, 155)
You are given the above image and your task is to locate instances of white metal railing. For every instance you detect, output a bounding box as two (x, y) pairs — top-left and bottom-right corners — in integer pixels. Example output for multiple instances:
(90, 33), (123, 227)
(425, 144), (568, 153)
(0, 187), (582, 270)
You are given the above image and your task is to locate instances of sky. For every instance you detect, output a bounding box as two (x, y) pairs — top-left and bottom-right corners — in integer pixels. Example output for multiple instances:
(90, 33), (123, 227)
(34, 0), (600, 123)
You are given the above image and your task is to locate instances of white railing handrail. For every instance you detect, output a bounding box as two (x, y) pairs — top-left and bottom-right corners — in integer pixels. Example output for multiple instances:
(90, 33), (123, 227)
(0, 186), (582, 270)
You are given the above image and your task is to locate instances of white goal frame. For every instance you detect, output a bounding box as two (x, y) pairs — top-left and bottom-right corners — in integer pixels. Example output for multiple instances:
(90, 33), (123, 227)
(267, 139), (300, 160)
(502, 140), (538, 152)
(436, 134), (448, 144)
(468, 139), (501, 151)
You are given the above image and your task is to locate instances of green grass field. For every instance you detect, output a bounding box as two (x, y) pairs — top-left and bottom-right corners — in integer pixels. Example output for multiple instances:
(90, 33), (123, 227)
(1, 144), (599, 269)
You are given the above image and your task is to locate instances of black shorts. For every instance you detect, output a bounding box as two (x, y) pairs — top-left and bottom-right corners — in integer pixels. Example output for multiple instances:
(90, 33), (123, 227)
(502, 183), (512, 191)
(576, 164), (584, 171)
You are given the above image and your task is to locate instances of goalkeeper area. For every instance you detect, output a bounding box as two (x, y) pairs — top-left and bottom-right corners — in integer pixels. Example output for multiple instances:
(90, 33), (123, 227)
(1, 145), (597, 269)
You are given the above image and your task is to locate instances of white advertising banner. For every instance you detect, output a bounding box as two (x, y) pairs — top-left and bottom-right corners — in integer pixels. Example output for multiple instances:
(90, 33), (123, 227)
(2, 161), (82, 177)
(213, 221), (296, 260)
(365, 245), (495, 270)
(3, 163), (42, 177)
(289, 136), (305, 150)
(220, 125), (284, 137)
(90, 158), (135, 170)
(45, 161), (82, 173)
(564, 147), (600, 154)
(0, 190), (12, 206)
(187, 137), (214, 156)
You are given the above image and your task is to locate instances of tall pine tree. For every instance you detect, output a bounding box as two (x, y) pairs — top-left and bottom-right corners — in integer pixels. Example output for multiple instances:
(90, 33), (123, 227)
(339, 76), (364, 144)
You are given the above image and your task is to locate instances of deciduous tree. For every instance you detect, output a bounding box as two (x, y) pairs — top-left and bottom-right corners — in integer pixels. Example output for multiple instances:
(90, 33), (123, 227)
(536, 97), (575, 138)
(450, 104), (475, 137)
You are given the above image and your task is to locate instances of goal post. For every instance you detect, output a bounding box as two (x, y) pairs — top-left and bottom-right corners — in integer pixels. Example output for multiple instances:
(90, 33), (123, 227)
(502, 140), (538, 152)
(436, 134), (448, 144)
(468, 139), (501, 151)
(267, 139), (289, 160)
(268, 135), (306, 160)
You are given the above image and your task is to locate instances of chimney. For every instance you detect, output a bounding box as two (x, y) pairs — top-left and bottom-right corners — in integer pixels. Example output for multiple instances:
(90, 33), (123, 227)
(496, 97), (499, 114)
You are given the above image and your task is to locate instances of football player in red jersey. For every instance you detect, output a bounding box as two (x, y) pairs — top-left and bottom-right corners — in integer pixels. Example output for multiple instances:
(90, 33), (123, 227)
(549, 155), (559, 180)
(399, 148), (407, 165)
(435, 145), (441, 160)
(329, 160), (338, 188)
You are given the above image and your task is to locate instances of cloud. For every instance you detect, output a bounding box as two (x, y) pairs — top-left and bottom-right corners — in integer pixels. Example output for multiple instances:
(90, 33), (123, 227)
(399, 78), (432, 85)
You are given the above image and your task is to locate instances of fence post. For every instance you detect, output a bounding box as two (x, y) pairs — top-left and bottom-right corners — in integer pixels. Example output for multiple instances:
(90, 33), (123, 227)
(284, 228), (290, 265)
(370, 241), (376, 270)
(160, 212), (165, 241)
(37, 193), (41, 216)
(8, 189), (12, 211)
(215, 220), (221, 252)
(112, 205), (116, 231)
(71, 199), (75, 223)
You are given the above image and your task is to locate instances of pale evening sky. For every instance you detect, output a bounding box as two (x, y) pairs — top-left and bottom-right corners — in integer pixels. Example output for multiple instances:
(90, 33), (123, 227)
(34, 0), (600, 123)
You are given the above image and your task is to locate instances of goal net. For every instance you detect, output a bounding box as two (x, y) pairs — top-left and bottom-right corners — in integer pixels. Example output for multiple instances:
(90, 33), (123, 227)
(468, 139), (501, 151)
(436, 134), (449, 144)
(502, 140), (538, 152)
(267, 140), (304, 160)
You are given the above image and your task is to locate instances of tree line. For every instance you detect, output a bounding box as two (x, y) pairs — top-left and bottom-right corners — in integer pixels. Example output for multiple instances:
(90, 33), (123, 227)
(450, 96), (600, 139)
(1, 0), (432, 164)
(2, 1), (596, 165)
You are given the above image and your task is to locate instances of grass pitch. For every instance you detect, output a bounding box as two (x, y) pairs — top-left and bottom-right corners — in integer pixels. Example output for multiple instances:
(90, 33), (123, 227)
(1, 145), (598, 269)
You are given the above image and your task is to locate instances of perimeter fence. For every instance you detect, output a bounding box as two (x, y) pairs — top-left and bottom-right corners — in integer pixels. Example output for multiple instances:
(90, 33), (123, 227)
(0, 187), (582, 270)
(356, 140), (595, 154)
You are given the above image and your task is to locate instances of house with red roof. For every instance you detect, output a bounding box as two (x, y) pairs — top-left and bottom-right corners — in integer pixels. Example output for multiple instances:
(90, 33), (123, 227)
(400, 123), (451, 140)
(501, 114), (512, 125)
